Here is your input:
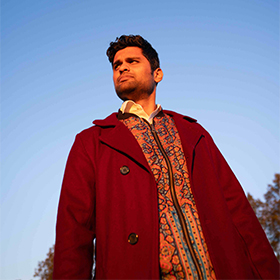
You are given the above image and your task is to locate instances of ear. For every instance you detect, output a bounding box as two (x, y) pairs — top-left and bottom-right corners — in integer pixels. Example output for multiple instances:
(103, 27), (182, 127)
(153, 68), (163, 84)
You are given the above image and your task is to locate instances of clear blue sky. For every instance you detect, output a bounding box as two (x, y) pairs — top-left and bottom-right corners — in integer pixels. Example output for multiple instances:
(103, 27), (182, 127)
(1, 1), (279, 279)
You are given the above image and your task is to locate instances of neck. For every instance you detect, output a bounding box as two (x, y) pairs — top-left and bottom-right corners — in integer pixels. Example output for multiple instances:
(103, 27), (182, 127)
(133, 93), (156, 116)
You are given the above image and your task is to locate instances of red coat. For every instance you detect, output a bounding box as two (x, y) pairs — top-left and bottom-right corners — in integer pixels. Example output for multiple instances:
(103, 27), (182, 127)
(53, 110), (279, 279)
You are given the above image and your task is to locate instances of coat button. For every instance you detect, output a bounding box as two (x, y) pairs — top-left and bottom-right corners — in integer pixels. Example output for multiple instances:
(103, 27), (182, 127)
(120, 165), (130, 175)
(128, 233), (138, 245)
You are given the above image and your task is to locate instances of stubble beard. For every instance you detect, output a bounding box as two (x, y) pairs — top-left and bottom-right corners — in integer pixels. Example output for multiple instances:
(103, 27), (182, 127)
(115, 80), (155, 102)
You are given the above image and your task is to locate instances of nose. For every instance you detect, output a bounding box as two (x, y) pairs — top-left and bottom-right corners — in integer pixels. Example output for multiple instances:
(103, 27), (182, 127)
(119, 62), (129, 73)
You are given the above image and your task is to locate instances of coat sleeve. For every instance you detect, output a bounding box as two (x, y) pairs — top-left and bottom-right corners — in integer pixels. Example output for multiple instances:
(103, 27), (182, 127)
(204, 131), (279, 279)
(53, 132), (96, 279)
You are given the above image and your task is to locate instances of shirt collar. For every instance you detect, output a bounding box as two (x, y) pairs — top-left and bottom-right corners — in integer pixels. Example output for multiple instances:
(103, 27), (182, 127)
(120, 100), (162, 124)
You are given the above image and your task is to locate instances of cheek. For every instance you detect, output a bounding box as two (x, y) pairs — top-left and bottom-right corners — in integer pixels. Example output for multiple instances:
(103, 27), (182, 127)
(113, 75), (117, 85)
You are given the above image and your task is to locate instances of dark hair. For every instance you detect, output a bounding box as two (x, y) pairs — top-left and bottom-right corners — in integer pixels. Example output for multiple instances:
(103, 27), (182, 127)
(106, 35), (160, 72)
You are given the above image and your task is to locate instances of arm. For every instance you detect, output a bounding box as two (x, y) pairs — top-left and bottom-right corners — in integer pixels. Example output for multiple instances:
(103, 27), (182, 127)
(204, 131), (279, 278)
(53, 133), (96, 279)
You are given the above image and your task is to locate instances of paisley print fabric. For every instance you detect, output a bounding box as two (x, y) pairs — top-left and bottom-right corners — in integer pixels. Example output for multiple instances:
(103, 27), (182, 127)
(120, 112), (216, 280)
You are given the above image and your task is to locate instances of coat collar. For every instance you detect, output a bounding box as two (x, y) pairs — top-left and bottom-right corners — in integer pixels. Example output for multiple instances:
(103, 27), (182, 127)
(163, 110), (203, 148)
(93, 110), (204, 172)
(93, 110), (198, 128)
(163, 110), (204, 172)
(93, 113), (151, 172)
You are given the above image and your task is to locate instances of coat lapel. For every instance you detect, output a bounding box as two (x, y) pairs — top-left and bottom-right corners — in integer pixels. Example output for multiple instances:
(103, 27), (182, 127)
(93, 113), (151, 172)
(93, 110), (204, 174)
(164, 110), (204, 174)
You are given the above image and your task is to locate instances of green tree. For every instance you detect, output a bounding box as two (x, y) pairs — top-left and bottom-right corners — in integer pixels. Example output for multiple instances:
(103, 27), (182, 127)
(34, 245), (54, 280)
(247, 173), (280, 261)
(34, 243), (96, 279)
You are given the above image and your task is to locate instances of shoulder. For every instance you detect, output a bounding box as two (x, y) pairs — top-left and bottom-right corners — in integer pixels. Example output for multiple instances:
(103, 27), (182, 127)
(163, 109), (197, 123)
(163, 109), (210, 136)
(74, 125), (101, 148)
(73, 112), (119, 147)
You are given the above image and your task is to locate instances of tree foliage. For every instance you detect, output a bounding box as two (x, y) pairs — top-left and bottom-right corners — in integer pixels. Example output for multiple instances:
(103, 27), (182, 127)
(34, 243), (95, 280)
(34, 245), (54, 280)
(247, 173), (280, 261)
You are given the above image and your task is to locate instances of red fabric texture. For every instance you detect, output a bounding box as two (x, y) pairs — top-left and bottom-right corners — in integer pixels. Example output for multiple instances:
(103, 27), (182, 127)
(53, 110), (279, 279)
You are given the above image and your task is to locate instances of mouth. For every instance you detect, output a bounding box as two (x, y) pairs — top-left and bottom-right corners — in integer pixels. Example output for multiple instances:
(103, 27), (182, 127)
(118, 74), (133, 83)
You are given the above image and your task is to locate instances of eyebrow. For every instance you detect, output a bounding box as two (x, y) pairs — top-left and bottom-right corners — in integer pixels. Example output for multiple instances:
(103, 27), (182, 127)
(113, 56), (142, 68)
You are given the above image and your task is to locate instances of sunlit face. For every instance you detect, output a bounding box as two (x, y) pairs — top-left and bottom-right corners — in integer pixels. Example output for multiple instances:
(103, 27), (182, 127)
(112, 47), (162, 102)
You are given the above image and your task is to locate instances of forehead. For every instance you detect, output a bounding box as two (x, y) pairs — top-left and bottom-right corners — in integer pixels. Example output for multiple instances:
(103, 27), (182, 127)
(113, 47), (145, 63)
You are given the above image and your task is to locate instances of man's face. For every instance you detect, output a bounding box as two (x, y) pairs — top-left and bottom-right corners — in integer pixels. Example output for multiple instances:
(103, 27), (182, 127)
(112, 47), (159, 102)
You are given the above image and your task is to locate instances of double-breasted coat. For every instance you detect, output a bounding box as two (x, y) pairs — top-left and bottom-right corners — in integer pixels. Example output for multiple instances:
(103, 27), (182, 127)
(53, 110), (279, 279)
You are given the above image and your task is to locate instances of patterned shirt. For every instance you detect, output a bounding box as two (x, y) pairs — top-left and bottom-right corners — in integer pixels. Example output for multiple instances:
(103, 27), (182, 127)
(119, 104), (215, 280)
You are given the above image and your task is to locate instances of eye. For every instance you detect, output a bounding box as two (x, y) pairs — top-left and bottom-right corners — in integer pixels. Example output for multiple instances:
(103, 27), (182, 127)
(114, 64), (120, 70)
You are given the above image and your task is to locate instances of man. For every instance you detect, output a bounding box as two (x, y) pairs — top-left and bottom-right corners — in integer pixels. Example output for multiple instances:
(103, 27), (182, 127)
(53, 35), (279, 279)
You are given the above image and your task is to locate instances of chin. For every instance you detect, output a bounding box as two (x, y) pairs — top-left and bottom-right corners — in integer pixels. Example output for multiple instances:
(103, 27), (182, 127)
(116, 92), (133, 102)
(115, 87), (136, 101)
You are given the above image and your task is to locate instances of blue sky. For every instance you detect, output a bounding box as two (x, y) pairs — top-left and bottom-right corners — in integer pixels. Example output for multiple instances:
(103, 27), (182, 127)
(1, 1), (279, 279)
